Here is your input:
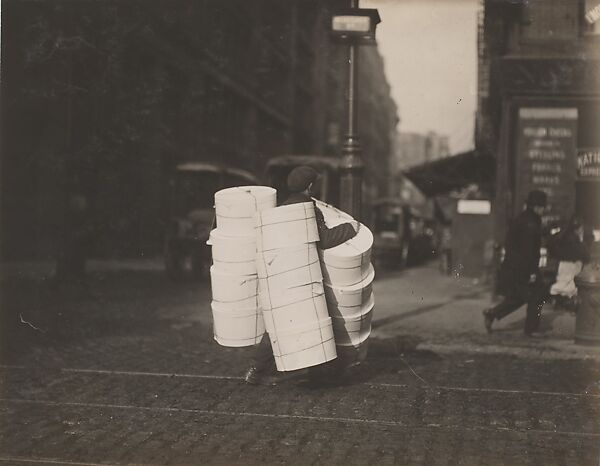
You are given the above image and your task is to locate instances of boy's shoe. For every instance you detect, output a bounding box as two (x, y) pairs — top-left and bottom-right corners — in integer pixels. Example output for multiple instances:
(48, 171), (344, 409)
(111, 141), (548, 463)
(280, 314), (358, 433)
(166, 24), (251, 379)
(243, 366), (258, 384)
(244, 366), (299, 386)
(244, 366), (274, 385)
(483, 308), (494, 334)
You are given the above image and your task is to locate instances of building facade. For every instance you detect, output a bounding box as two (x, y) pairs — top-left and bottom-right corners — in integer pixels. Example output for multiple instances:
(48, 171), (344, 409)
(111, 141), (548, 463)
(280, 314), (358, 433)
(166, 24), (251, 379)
(476, 0), (600, 245)
(1, 0), (397, 259)
(394, 131), (450, 170)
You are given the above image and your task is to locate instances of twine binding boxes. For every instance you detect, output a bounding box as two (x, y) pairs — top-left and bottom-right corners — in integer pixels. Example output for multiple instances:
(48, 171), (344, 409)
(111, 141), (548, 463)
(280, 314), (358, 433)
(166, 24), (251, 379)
(255, 202), (320, 251)
(208, 186), (276, 347)
(215, 186), (276, 236)
(209, 229), (256, 276)
(209, 189), (372, 368)
(256, 202), (337, 371)
(315, 199), (375, 366)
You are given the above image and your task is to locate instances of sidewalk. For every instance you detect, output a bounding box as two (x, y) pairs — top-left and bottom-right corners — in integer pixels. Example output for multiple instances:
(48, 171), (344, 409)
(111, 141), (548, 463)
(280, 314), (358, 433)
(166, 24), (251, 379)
(2, 258), (598, 360)
(0, 257), (164, 280)
(372, 263), (600, 361)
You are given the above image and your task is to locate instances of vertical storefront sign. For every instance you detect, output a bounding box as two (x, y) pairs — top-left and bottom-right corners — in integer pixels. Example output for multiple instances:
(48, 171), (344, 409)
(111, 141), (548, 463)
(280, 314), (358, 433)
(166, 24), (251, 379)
(515, 107), (578, 226)
(577, 148), (600, 180)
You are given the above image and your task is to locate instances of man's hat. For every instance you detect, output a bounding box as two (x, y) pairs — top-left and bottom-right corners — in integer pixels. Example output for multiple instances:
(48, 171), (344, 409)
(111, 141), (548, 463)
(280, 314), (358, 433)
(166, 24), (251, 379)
(287, 166), (318, 193)
(526, 190), (547, 208)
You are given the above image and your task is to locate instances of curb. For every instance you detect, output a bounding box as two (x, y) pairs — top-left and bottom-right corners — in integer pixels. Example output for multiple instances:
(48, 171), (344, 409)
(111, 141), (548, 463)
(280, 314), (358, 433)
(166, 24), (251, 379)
(419, 340), (600, 361)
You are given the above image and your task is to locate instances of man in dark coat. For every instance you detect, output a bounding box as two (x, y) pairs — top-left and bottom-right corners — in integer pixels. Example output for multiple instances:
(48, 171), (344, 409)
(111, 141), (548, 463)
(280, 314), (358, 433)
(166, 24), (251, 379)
(483, 190), (548, 336)
(245, 166), (358, 385)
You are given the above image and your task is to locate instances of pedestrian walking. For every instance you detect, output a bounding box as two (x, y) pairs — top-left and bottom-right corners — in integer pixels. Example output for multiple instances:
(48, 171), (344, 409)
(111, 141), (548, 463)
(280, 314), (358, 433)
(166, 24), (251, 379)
(548, 215), (590, 309)
(245, 165), (358, 385)
(483, 190), (548, 336)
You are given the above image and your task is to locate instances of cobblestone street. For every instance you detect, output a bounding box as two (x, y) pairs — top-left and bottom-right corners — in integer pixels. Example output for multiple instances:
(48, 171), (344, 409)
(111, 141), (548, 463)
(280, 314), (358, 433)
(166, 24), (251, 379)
(4, 0), (600, 464)
(1, 264), (600, 466)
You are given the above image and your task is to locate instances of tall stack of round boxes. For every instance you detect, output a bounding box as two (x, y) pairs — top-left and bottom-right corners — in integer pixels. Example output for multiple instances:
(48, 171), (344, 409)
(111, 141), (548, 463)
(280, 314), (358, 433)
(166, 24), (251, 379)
(255, 202), (337, 371)
(316, 200), (375, 366)
(209, 186), (277, 347)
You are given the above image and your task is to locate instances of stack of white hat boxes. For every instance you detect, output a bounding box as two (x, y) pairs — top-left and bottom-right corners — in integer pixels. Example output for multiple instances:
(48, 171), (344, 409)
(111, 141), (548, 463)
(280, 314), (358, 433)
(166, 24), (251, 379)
(255, 202), (337, 371)
(315, 199), (375, 366)
(209, 186), (276, 347)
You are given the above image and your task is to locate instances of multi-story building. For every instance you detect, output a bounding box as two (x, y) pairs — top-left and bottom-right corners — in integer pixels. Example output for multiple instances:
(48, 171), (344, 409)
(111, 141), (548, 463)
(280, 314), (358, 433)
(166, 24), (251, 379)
(358, 46), (399, 202)
(1, 0), (397, 258)
(476, 0), (600, 245)
(394, 131), (450, 169)
(424, 131), (451, 162)
(395, 133), (428, 170)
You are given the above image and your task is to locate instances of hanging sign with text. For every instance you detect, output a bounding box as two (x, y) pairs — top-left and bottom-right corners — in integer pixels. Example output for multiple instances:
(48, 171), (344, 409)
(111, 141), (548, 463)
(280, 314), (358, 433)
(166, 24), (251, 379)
(515, 107), (578, 226)
(577, 148), (600, 179)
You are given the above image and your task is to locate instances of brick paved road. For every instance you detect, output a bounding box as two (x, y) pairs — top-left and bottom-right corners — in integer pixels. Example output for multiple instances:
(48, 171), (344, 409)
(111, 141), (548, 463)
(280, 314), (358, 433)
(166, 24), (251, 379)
(1, 269), (600, 466)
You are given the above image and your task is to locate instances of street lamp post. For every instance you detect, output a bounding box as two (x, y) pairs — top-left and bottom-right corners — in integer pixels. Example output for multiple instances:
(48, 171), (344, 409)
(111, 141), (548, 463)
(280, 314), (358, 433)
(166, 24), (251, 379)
(340, 23), (362, 220)
(330, 2), (380, 221)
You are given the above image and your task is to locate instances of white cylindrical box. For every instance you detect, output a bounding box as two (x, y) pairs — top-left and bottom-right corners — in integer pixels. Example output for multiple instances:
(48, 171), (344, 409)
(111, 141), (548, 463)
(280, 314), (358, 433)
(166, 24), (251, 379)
(209, 229), (257, 276)
(256, 243), (319, 279)
(211, 301), (265, 347)
(315, 200), (374, 286)
(261, 290), (330, 335)
(210, 266), (258, 307)
(319, 242), (372, 286)
(269, 318), (337, 372)
(324, 265), (375, 318)
(258, 280), (324, 312)
(256, 203), (319, 251)
(331, 294), (374, 346)
(257, 259), (322, 295)
(215, 186), (276, 237)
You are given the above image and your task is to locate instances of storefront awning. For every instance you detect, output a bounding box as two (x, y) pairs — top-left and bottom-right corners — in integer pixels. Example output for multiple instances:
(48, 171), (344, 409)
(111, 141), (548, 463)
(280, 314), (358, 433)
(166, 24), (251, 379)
(402, 150), (495, 197)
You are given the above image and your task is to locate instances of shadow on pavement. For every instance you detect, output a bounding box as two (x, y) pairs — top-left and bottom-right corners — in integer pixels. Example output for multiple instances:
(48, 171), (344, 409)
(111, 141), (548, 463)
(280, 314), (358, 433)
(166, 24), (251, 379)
(0, 269), (211, 363)
(490, 310), (569, 335)
(372, 301), (451, 328)
(298, 335), (443, 390)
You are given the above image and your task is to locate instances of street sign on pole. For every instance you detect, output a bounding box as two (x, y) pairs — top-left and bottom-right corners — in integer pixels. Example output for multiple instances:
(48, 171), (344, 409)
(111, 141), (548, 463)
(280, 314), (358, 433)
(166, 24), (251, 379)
(330, 1), (380, 221)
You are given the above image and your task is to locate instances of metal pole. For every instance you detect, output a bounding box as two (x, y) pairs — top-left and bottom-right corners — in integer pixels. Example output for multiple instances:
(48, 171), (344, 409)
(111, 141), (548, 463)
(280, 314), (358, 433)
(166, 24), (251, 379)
(340, 0), (364, 220)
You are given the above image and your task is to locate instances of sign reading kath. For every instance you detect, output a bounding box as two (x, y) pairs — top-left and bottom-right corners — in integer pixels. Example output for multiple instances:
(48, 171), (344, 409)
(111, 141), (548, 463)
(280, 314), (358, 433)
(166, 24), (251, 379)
(578, 148), (600, 179)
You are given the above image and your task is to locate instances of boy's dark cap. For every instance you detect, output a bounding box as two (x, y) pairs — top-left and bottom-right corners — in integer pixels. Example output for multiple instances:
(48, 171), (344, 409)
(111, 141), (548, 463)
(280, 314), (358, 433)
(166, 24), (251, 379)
(287, 166), (318, 193)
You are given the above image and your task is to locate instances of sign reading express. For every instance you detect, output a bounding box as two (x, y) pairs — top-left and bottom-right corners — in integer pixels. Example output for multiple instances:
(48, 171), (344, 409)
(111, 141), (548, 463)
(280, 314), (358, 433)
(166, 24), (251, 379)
(516, 107), (578, 226)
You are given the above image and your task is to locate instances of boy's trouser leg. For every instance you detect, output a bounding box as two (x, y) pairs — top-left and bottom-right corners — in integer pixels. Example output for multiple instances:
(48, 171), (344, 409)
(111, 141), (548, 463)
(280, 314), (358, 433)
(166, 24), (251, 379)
(491, 295), (526, 320)
(252, 334), (275, 374)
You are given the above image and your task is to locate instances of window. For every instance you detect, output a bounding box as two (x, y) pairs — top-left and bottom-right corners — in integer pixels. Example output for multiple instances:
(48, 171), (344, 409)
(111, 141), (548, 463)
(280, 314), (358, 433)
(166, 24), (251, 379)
(520, 0), (579, 42)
